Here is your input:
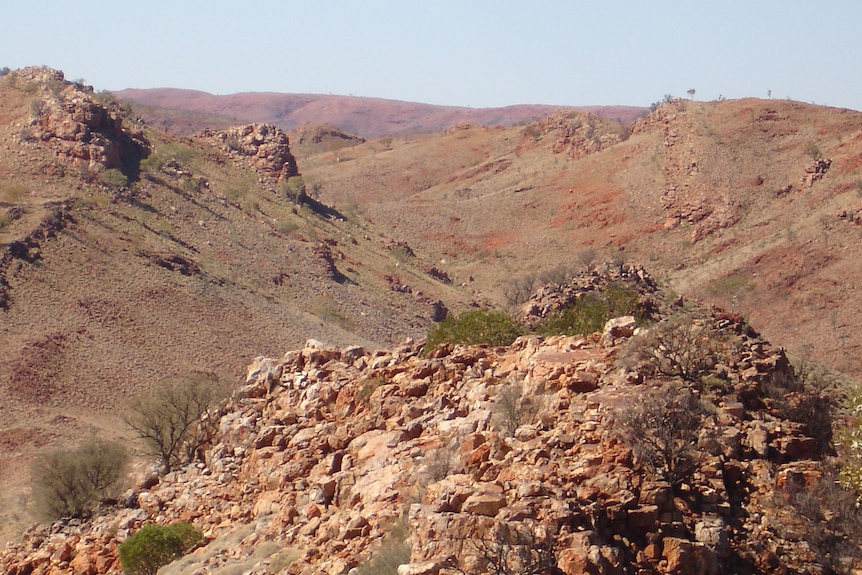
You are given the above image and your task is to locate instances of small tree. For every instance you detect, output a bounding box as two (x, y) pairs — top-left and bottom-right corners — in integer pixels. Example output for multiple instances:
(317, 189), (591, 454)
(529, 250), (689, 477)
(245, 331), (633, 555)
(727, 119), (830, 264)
(687, 88), (696, 100)
(125, 373), (228, 474)
(31, 438), (129, 520)
(502, 274), (538, 307)
(492, 382), (538, 438)
(616, 382), (709, 488)
(118, 522), (202, 575)
(627, 314), (726, 382)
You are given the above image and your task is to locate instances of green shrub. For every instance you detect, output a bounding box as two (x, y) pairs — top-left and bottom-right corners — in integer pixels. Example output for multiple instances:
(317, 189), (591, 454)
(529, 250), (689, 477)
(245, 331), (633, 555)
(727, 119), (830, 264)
(279, 175), (307, 204)
(536, 282), (643, 337)
(101, 168), (129, 188)
(118, 522), (202, 575)
(424, 309), (523, 354)
(804, 141), (823, 160)
(31, 438), (129, 520)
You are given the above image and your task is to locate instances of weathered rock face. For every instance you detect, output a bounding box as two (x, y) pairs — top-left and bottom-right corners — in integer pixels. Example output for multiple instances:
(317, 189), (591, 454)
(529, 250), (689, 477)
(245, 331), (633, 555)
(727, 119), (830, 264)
(207, 123), (299, 184)
(522, 111), (627, 159)
(0, 308), (845, 574)
(11, 67), (150, 174)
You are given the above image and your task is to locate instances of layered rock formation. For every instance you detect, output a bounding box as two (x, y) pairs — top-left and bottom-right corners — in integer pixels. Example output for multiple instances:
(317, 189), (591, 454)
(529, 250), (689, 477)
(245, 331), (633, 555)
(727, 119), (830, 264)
(0, 303), (844, 574)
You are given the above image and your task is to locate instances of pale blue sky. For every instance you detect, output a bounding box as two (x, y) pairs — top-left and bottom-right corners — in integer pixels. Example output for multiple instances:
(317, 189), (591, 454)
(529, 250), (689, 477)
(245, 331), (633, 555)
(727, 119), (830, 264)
(3, 1), (860, 110)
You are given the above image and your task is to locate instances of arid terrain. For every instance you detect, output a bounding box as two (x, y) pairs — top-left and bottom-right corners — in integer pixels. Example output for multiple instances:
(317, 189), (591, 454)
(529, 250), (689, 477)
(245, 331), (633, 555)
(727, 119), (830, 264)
(113, 88), (647, 138)
(2, 66), (862, 573)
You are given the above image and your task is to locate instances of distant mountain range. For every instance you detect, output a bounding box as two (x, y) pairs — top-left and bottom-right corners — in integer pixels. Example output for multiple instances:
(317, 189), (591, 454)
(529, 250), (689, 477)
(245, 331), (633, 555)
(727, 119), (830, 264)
(114, 88), (648, 138)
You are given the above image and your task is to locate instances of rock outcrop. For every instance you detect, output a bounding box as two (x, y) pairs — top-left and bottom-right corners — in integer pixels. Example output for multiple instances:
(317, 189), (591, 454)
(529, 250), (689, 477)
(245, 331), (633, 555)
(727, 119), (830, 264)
(10, 67), (149, 174)
(0, 301), (846, 574)
(521, 111), (627, 159)
(207, 123), (299, 184)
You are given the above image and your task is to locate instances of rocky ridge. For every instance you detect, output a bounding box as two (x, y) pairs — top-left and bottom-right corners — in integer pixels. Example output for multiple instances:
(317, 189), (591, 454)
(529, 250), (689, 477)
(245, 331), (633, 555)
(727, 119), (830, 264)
(9, 66), (149, 174)
(0, 295), (842, 574)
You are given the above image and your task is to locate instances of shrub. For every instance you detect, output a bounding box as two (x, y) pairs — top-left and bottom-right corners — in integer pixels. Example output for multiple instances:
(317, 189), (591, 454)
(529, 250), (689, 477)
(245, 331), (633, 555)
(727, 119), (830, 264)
(502, 274), (538, 307)
(101, 168), (129, 188)
(125, 373), (229, 474)
(625, 313), (727, 382)
(118, 522), (202, 575)
(492, 382), (538, 437)
(838, 385), (862, 496)
(783, 467), (862, 572)
(357, 377), (385, 404)
(424, 309), (523, 354)
(616, 382), (709, 488)
(536, 282), (643, 337)
(353, 518), (410, 575)
(804, 141), (823, 160)
(279, 175), (307, 204)
(468, 519), (558, 575)
(31, 438), (129, 520)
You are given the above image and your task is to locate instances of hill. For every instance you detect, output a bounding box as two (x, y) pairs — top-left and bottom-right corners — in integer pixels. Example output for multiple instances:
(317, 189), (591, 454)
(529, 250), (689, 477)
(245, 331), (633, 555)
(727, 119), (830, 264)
(296, 99), (862, 378)
(0, 67), (469, 540)
(113, 88), (648, 138)
(2, 66), (862, 573)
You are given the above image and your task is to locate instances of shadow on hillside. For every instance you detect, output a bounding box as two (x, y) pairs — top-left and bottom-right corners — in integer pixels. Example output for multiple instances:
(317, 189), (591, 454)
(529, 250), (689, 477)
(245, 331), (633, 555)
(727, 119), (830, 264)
(304, 196), (346, 221)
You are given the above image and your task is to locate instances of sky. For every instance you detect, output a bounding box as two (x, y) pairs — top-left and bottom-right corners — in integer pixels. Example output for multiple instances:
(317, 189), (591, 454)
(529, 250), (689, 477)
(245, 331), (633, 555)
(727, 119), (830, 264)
(3, 0), (861, 111)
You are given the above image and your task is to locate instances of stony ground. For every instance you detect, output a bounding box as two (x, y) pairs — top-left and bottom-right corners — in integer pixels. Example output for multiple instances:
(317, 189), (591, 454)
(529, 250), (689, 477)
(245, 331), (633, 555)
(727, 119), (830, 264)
(0, 300), (844, 574)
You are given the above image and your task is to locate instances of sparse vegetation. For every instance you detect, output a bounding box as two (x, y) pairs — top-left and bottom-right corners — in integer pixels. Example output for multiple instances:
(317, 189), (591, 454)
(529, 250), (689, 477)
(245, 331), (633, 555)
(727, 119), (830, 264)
(536, 282), (643, 337)
(623, 313), (727, 382)
(118, 522), (202, 575)
(492, 382), (538, 437)
(357, 376), (385, 404)
(616, 382), (709, 488)
(140, 142), (197, 173)
(101, 168), (129, 188)
(311, 293), (353, 329)
(353, 517), (411, 575)
(838, 385), (862, 496)
(280, 175), (307, 204)
(30, 438), (129, 520)
(707, 272), (753, 299)
(804, 141), (823, 160)
(424, 309), (523, 354)
(502, 274), (539, 306)
(466, 519), (558, 575)
(783, 467), (862, 573)
(125, 373), (229, 474)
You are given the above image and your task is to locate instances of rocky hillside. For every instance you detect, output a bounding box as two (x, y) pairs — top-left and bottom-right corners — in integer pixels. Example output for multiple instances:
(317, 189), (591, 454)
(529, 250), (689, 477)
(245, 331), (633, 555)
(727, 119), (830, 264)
(0, 273), (852, 574)
(293, 97), (862, 380)
(0, 67), (468, 541)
